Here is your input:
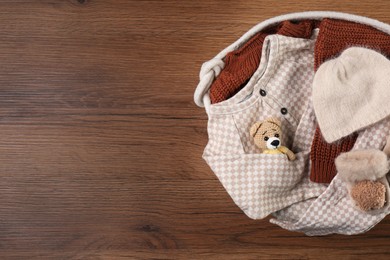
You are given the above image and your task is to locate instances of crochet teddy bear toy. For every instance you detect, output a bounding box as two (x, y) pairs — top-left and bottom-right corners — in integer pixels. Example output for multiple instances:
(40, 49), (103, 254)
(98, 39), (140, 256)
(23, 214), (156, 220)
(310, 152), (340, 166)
(250, 117), (296, 161)
(335, 136), (390, 211)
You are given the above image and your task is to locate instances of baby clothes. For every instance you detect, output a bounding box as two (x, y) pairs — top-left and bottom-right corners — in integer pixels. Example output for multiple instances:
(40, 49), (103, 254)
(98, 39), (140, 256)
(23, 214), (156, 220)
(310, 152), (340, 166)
(209, 20), (318, 104)
(203, 32), (326, 219)
(269, 46), (390, 236)
(309, 18), (390, 184)
(271, 117), (390, 236)
(207, 18), (390, 185)
(195, 11), (390, 235)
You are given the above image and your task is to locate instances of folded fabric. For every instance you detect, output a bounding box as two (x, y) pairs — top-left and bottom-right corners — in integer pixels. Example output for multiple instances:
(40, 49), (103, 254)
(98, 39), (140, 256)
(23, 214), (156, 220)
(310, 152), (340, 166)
(272, 116), (390, 235)
(312, 47), (390, 143)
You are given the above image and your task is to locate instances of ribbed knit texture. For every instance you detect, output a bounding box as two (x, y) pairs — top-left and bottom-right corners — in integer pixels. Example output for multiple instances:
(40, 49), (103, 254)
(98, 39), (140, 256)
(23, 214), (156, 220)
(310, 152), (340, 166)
(310, 130), (358, 183)
(314, 19), (390, 70)
(209, 20), (317, 104)
(310, 19), (390, 183)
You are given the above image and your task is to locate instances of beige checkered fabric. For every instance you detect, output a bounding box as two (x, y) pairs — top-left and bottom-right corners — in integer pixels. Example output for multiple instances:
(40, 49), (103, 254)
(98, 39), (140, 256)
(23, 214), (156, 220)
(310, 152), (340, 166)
(203, 33), (326, 219)
(271, 118), (390, 236)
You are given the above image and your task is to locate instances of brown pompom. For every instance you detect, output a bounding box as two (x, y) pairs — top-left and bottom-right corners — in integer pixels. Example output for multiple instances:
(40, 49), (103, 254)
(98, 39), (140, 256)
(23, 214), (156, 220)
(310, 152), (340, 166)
(350, 180), (386, 211)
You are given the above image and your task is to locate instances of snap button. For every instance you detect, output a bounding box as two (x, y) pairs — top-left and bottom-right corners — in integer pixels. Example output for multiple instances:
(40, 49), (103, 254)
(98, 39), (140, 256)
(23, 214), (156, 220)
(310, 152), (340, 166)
(281, 107), (288, 115)
(260, 89), (266, 96)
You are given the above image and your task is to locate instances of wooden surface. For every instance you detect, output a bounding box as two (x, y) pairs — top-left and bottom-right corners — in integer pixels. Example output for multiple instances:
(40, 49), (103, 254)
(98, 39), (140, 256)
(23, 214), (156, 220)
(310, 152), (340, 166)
(0, 1), (390, 259)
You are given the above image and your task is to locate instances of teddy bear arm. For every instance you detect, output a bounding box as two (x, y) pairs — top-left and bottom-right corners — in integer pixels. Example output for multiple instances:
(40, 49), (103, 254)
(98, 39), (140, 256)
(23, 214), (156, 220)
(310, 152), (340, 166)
(278, 146), (296, 161)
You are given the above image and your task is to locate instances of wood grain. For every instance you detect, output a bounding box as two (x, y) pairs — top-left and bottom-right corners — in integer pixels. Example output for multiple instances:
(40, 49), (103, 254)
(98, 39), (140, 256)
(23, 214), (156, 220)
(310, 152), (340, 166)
(0, 0), (389, 259)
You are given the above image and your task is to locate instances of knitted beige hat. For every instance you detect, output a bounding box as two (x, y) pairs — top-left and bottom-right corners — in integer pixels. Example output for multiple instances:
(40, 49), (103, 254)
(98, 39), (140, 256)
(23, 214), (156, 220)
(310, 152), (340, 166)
(312, 47), (390, 143)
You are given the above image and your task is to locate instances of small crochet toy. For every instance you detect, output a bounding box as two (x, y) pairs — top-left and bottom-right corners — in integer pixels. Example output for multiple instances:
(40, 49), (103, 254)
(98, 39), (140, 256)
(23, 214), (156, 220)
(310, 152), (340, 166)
(250, 117), (296, 161)
(335, 137), (390, 211)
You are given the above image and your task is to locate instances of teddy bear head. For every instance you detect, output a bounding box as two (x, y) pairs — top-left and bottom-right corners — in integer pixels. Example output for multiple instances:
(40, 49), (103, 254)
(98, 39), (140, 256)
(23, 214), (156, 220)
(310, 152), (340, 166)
(250, 117), (282, 151)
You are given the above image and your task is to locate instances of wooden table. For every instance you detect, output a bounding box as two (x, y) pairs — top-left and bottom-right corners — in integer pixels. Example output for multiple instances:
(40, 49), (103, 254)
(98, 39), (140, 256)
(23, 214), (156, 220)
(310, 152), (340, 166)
(1, 1), (390, 259)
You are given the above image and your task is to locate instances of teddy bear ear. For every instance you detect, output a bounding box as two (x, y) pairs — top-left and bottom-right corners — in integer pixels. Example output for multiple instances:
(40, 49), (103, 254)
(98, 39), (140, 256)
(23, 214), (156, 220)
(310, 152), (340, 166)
(250, 122), (262, 137)
(267, 117), (281, 127)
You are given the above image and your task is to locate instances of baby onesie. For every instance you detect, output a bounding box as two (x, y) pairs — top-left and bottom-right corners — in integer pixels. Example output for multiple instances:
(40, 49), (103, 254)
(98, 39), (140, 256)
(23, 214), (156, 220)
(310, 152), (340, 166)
(203, 32), (327, 219)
